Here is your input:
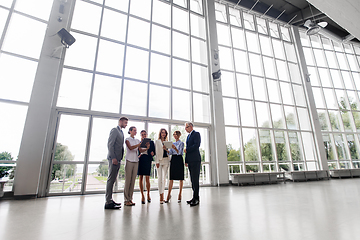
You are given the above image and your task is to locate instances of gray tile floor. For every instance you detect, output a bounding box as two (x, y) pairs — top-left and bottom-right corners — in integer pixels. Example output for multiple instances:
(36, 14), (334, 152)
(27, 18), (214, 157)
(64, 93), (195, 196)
(1, 178), (360, 240)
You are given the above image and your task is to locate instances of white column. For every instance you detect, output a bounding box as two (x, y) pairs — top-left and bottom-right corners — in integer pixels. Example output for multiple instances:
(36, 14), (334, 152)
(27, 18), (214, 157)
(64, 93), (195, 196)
(13, 0), (75, 196)
(205, 0), (229, 185)
(292, 27), (329, 171)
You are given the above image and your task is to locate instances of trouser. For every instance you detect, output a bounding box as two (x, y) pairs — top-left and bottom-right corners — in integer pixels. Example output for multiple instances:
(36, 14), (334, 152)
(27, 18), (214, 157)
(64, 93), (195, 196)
(157, 159), (169, 195)
(105, 160), (121, 203)
(188, 161), (201, 200)
(124, 161), (139, 202)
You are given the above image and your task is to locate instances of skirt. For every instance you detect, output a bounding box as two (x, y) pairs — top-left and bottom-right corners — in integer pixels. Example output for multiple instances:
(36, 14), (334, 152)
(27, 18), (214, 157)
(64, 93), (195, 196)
(138, 154), (152, 176)
(169, 155), (184, 180)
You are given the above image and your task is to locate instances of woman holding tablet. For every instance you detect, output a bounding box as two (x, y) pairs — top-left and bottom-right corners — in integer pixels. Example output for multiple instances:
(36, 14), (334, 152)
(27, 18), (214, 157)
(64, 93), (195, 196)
(155, 128), (170, 204)
(165, 130), (185, 203)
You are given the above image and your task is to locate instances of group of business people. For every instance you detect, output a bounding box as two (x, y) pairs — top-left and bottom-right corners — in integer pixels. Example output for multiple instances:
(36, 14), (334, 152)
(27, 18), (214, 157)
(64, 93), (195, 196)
(104, 117), (201, 209)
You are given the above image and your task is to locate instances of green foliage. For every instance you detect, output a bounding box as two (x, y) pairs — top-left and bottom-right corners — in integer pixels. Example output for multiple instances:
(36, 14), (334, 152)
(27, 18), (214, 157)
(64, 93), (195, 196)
(51, 143), (75, 180)
(0, 151), (13, 179)
(97, 159), (108, 177)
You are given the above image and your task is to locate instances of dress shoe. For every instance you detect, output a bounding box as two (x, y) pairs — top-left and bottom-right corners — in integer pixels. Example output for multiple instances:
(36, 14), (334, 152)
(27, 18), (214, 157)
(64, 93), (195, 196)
(190, 199), (199, 207)
(186, 199), (193, 204)
(105, 202), (121, 209)
(110, 200), (121, 206)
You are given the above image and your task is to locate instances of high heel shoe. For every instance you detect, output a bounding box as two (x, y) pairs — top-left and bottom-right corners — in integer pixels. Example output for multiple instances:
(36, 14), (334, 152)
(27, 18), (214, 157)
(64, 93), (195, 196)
(141, 197), (145, 204)
(178, 195), (182, 203)
(147, 198), (151, 203)
(164, 195), (171, 203)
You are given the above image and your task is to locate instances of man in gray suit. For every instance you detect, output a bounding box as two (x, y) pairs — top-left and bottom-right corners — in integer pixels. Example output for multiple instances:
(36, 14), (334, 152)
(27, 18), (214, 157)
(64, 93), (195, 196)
(105, 116), (128, 209)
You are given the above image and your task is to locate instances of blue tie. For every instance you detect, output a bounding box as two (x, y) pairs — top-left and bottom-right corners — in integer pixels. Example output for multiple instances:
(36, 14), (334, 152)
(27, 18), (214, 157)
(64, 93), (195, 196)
(186, 133), (191, 143)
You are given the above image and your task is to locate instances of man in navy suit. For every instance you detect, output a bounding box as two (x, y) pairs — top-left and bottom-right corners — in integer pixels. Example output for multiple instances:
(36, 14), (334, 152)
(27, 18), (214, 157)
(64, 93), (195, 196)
(184, 122), (201, 206)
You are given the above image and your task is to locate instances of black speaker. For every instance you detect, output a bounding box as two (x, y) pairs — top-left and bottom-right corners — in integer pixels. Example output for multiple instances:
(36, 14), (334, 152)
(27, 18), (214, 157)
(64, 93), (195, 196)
(57, 28), (76, 47)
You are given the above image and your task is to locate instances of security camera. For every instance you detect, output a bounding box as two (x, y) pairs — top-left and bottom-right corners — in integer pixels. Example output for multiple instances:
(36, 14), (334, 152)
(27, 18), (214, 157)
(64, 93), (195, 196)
(57, 28), (76, 48)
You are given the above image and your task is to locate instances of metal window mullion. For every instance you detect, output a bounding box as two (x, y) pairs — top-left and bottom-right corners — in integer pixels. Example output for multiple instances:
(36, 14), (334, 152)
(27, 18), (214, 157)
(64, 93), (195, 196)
(81, 115), (94, 194)
(146, 0), (154, 118)
(119, 0), (132, 115)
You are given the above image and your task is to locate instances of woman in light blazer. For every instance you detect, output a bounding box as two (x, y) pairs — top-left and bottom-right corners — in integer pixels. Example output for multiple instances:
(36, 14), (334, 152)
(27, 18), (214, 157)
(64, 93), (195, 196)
(155, 128), (170, 204)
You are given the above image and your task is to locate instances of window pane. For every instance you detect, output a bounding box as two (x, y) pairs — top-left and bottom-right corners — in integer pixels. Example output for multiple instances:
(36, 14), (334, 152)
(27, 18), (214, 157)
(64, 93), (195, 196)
(64, 32), (97, 70)
(312, 88), (325, 108)
(281, 27), (291, 42)
(347, 54), (359, 71)
(256, 17), (267, 35)
(190, 14), (206, 39)
(130, 0), (151, 20)
(173, 32), (189, 60)
(124, 47), (149, 81)
(302, 132), (317, 160)
(297, 107), (311, 131)
(173, 6), (189, 34)
(122, 80), (147, 116)
(229, 8), (242, 28)
(225, 127), (241, 161)
(284, 106), (297, 130)
(0, 103), (27, 159)
(0, 54), (37, 102)
(328, 110), (341, 131)
(149, 85), (170, 119)
(288, 63), (302, 84)
(276, 60), (289, 81)
(127, 17), (150, 49)
(323, 133), (335, 160)
(274, 131), (288, 161)
(240, 100), (255, 127)
(152, 0), (170, 27)
(101, 9), (127, 42)
(0, 8), (8, 37)
(237, 73), (252, 99)
(233, 50), (248, 73)
(280, 82), (293, 105)
(267, 79), (281, 103)
(91, 75), (121, 113)
(190, 0), (203, 15)
(96, 40), (124, 76)
(335, 89), (349, 109)
(15, 0), (52, 20)
(259, 130), (273, 161)
(231, 27), (246, 50)
(242, 128), (258, 161)
(308, 67), (320, 86)
(347, 90), (359, 110)
(293, 84), (306, 107)
(193, 93), (210, 123)
(173, 89), (190, 121)
(252, 76), (267, 101)
(284, 43), (297, 63)
(150, 53), (170, 85)
(310, 35), (321, 48)
(336, 52), (349, 70)
(259, 35), (272, 56)
(215, 2), (227, 23)
(256, 102), (270, 128)
(243, 12), (255, 30)
(353, 72), (360, 90)
(192, 64), (209, 93)
(325, 51), (338, 68)
(57, 69), (92, 110)
(334, 134), (348, 160)
(151, 25), (170, 55)
(289, 132), (302, 161)
(269, 22), (279, 38)
(323, 88), (337, 109)
(71, 1), (101, 35)
(0, 0), (12, 8)
(49, 164), (83, 193)
(263, 56), (276, 79)
(88, 118), (118, 162)
(223, 98), (239, 126)
(221, 71), (236, 97)
(246, 31), (259, 53)
(55, 115), (89, 162)
(271, 104), (285, 128)
(272, 39), (285, 60)
(249, 53), (263, 76)
(321, 37), (332, 50)
(191, 37), (207, 64)
(173, 59), (190, 89)
(313, 49), (326, 67)
(346, 134), (359, 159)
(217, 23), (230, 46)
(2, 13), (46, 59)
(219, 46), (233, 71)
(341, 71), (354, 90)
(173, 0), (187, 8)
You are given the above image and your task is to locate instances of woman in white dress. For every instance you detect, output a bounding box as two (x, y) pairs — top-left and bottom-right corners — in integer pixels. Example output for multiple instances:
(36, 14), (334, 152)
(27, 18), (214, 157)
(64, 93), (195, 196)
(155, 128), (170, 204)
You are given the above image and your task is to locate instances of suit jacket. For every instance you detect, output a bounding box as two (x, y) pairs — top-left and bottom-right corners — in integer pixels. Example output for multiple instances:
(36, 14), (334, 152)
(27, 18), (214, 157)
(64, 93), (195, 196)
(185, 130), (201, 163)
(139, 140), (156, 161)
(107, 126), (124, 162)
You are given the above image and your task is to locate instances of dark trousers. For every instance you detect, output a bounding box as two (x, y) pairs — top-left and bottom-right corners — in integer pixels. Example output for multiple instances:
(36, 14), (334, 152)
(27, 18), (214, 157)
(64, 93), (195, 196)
(188, 161), (201, 200)
(105, 160), (120, 203)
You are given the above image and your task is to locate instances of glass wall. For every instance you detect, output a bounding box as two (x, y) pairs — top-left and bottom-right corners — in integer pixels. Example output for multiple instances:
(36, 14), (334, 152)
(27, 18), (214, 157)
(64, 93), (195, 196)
(50, 0), (211, 195)
(300, 31), (360, 169)
(215, 1), (319, 174)
(0, 0), (53, 191)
